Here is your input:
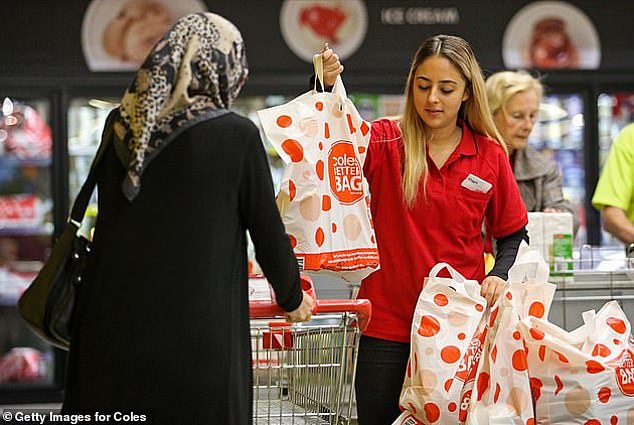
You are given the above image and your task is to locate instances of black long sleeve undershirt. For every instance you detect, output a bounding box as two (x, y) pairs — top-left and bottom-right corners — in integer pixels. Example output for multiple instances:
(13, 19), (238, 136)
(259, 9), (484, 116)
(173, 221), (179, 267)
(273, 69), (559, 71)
(488, 226), (529, 281)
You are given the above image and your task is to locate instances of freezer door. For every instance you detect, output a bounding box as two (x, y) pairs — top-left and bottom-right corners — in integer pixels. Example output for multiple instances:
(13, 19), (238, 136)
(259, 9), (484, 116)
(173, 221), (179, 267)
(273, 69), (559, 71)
(527, 93), (586, 246)
(0, 96), (55, 388)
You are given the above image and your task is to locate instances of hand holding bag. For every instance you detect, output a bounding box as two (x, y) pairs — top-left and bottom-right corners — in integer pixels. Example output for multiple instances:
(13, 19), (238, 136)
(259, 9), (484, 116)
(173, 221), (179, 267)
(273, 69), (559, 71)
(466, 244), (555, 425)
(17, 109), (116, 350)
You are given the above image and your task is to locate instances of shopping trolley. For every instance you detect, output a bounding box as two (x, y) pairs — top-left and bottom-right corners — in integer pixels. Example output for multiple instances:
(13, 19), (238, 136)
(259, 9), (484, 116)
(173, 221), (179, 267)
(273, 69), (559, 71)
(249, 275), (371, 425)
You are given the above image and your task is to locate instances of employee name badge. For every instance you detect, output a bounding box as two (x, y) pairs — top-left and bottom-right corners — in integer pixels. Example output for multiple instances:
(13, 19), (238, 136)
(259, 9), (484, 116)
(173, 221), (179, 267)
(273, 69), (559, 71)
(461, 173), (492, 193)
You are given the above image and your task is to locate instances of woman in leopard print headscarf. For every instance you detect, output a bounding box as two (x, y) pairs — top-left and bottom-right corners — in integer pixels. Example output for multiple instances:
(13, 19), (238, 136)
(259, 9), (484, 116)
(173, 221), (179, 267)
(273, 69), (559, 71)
(63, 12), (312, 424)
(114, 12), (249, 200)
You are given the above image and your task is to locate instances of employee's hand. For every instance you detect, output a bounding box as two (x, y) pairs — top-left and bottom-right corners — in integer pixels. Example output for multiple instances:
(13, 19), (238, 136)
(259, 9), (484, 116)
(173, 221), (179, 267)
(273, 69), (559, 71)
(543, 207), (564, 213)
(285, 291), (315, 323)
(480, 275), (507, 306)
(322, 47), (344, 88)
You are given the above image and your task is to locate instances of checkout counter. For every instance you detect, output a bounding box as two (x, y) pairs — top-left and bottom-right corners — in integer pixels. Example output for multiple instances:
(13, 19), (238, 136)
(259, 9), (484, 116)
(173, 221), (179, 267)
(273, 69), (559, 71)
(549, 245), (634, 331)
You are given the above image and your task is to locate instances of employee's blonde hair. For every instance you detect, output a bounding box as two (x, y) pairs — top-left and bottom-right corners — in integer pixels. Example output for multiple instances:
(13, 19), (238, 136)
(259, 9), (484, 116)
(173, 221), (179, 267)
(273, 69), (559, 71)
(485, 70), (544, 117)
(399, 35), (505, 208)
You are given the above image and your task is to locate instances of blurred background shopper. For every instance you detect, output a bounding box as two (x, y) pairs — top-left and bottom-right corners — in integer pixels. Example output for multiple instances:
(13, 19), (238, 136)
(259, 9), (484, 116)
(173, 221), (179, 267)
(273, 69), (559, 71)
(62, 12), (313, 425)
(592, 123), (634, 246)
(486, 70), (578, 231)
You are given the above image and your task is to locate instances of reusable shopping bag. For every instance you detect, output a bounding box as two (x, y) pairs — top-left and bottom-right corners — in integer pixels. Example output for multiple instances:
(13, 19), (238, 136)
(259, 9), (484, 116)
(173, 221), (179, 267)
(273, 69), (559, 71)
(519, 301), (634, 423)
(467, 244), (556, 425)
(394, 263), (487, 425)
(257, 55), (379, 282)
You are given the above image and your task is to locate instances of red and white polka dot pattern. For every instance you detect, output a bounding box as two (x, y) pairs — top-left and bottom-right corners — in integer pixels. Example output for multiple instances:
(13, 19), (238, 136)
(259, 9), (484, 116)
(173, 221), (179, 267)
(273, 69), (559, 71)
(465, 280), (551, 425)
(465, 245), (558, 423)
(396, 246), (560, 424)
(395, 263), (487, 424)
(519, 301), (634, 424)
(257, 81), (379, 281)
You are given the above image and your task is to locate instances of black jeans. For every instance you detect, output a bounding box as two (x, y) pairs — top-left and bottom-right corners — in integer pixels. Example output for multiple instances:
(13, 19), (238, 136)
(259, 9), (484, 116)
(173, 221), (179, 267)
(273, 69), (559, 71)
(355, 335), (410, 425)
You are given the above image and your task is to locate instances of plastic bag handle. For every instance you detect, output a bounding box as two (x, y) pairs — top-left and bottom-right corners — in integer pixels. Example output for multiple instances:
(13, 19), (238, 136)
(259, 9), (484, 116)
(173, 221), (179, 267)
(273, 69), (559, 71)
(507, 243), (549, 284)
(313, 52), (346, 104)
(331, 75), (347, 100)
(313, 52), (324, 92)
(429, 262), (466, 282)
(428, 262), (470, 296)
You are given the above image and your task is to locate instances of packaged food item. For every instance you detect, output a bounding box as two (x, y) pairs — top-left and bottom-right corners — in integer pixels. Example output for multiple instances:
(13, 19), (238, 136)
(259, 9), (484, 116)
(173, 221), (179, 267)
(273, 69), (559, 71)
(0, 347), (44, 383)
(1, 101), (52, 159)
(526, 212), (574, 276)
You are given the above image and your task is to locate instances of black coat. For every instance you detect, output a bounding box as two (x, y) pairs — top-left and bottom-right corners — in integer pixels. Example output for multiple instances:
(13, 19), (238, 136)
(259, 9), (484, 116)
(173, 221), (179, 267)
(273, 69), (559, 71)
(62, 112), (302, 424)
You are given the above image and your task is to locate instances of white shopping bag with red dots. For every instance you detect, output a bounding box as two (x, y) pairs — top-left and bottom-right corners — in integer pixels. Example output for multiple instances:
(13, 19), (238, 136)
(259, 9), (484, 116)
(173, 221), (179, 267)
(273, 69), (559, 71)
(519, 301), (634, 424)
(257, 60), (379, 282)
(394, 263), (488, 425)
(466, 245), (555, 425)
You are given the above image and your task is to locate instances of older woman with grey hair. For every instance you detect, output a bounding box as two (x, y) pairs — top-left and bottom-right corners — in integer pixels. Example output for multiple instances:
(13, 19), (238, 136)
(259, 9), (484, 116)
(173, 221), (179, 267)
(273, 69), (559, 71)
(486, 70), (578, 232)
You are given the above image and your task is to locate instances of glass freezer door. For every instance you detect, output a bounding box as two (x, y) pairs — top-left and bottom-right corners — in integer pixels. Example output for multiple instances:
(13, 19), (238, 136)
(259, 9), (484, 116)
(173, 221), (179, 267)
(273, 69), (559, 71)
(527, 93), (586, 246)
(0, 96), (55, 388)
(67, 98), (118, 205)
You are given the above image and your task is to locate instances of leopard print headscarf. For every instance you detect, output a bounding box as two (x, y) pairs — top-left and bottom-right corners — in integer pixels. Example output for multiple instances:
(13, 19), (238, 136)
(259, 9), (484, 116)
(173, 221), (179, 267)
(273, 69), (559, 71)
(113, 12), (248, 201)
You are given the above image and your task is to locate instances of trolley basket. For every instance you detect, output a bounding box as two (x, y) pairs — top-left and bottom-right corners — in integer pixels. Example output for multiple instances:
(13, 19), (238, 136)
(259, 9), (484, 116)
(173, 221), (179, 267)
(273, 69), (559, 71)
(249, 275), (371, 424)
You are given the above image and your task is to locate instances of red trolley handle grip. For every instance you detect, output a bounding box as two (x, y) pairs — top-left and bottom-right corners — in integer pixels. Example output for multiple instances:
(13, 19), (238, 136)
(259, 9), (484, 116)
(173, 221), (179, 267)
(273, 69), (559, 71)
(249, 299), (372, 333)
(249, 274), (372, 332)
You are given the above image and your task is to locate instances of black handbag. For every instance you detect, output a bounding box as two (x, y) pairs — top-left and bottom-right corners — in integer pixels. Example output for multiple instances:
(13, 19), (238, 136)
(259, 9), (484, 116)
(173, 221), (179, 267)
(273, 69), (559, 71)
(17, 109), (116, 350)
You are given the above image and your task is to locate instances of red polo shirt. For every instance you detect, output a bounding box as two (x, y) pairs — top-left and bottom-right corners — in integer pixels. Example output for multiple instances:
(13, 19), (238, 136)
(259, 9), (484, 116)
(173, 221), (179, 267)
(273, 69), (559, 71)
(358, 119), (527, 343)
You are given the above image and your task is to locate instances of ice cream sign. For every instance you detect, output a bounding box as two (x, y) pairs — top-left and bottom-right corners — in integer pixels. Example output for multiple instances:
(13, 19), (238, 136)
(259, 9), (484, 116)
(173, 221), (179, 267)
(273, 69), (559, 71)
(81, 0), (208, 71)
(280, 0), (368, 62)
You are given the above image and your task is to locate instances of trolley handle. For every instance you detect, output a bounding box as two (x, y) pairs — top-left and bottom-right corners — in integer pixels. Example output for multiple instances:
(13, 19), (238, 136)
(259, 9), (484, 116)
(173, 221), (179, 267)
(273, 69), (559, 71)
(249, 274), (372, 332)
(250, 299), (372, 332)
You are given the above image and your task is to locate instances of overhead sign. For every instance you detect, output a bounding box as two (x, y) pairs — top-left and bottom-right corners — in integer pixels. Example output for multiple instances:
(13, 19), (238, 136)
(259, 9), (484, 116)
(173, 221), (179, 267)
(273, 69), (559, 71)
(81, 0), (207, 72)
(280, 0), (368, 63)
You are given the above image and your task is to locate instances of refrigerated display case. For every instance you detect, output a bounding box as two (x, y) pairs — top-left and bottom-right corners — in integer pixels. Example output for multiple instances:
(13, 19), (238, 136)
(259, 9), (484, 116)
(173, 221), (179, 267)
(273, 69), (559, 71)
(67, 98), (118, 204)
(527, 92), (587, 246)
(0, 96), (55, 391)
(0, 92), (121, 402)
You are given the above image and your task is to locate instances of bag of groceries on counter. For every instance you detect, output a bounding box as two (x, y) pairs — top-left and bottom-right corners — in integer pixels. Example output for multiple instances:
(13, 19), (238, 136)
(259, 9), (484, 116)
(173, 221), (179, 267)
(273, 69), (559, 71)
(466, 243), (556, 425)
(394, 263), (488, 425)
(257, 53), (379, 282)
(519, 300), (634, 423)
